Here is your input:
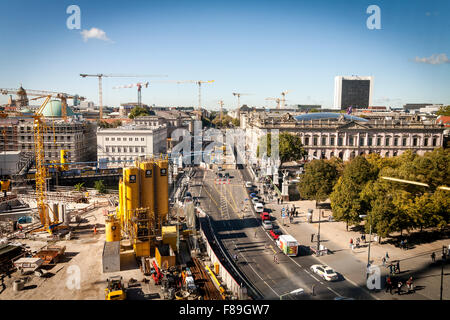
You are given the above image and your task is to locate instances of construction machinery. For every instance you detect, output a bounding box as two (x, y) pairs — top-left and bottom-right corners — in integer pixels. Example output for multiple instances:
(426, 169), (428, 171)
(265, 97), (281, 109)
(280, 90), (291, 109)
(79, 74), (167, 119)
(105, 276), (127, 300)
(113, 82), (149, 108)
(232, 92), (251, 110)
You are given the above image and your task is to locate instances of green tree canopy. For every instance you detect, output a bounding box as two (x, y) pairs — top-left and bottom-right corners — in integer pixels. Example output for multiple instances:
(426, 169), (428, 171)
(257, 132), (307, 163)
(298, 159), (341, 202)
(128, 106), (150, 119)
(436, 105), (450, 116)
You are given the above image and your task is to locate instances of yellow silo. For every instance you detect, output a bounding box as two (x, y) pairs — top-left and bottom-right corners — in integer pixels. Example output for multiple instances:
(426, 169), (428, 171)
(139, 161), (155, 213)
(105, 215), (121, 242)
(155, 159), (169, 224)
(118, 179), (124, 227)
(60, 149), (69, 171)
(123, 167), (140, 228)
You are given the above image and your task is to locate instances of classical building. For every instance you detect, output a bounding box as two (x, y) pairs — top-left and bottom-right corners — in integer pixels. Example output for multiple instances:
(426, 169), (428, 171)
(245, 112), (445, 163)
(96, 124), (167, 165)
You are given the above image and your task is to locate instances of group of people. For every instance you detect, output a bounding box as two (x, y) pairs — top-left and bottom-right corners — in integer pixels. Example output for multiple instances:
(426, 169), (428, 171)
(349, 235), (366, 250)
(385, 276), (414, 295)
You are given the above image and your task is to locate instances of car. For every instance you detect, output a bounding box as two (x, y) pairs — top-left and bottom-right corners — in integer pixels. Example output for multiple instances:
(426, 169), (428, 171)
(269, 229), (282, 240)
(262, 220), (273, 230)
(310, 264), (339, 281)
(245, 181), (253, 188)
(260, 212), (270, 221)
(217, 173), (223, 178)
(254, 203), (264, 213)
(217, 166), (223, 171)
(224, 172), (230, 179)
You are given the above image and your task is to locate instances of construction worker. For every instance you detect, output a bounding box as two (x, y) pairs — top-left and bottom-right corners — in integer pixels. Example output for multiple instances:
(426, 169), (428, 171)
(93, 226), (97, 234)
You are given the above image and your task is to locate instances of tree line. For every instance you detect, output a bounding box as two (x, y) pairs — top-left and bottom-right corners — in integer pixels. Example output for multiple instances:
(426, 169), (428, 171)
(298, 149), (450, 241)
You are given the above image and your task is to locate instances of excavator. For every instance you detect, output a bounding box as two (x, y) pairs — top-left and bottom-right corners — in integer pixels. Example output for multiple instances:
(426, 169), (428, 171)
(105, 276), (127, 300)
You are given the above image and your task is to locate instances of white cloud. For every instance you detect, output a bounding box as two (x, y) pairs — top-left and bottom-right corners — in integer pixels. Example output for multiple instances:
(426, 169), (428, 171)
(80, 27), (113, 43)
(414, 53), (450, 65)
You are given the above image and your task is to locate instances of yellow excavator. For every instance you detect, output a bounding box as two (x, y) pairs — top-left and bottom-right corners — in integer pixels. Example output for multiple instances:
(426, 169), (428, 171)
(105, 276), (127, 300)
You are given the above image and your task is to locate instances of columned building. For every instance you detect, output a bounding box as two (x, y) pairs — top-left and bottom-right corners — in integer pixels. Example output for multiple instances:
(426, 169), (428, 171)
(245, 112), (445, 163)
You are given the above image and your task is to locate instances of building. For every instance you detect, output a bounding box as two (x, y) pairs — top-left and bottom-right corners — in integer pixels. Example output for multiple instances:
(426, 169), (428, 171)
(334, 76), (374, 110)
(403, 103), (440, 111)
(97, 124), (167, 165)
(245, 112), (445, 163)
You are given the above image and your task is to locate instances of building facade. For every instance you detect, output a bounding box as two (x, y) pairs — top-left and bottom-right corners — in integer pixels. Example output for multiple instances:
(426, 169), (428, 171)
(334, 76), (374, 110)
(245, 112), (445, 163)
(97, 125), (167, 164)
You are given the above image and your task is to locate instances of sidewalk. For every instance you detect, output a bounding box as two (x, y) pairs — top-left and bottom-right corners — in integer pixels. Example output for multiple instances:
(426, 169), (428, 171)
(264, 198), (449, 300)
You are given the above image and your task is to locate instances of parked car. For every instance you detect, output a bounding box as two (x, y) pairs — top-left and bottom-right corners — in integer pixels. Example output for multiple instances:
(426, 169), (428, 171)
(217, 166), (223, 171)
(260, 212), (270, 221)
(217, 173), (223, 178)
(224, 172), (230, 179)
(310, 264), (339, 281)
(269, 229), (282, 240)
(245, 181), (253, 188)
(262, 220), (273, 230)
(254, 203), (264, 213)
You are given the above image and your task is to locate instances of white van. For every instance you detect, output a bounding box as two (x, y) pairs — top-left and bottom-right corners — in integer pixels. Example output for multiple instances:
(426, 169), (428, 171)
(254, 203), (264, 213)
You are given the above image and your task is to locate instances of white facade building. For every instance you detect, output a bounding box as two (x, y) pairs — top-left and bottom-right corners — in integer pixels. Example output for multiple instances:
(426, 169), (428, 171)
(97, 125), (167, 165)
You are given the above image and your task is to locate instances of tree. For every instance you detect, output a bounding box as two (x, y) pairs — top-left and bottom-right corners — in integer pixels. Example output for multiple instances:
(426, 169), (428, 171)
(128, 106), (150, 119)
(298, 159), (340, 202)
(94, 180), (107, 194)
(231, 118), (240, 127)
(330, 156), (377, 230)
(257, 132), (307, 163)
(436, 105), (450, 116)
(74, 182), (85, 192)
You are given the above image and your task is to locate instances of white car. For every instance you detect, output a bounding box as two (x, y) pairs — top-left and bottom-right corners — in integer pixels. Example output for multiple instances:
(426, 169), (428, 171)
(310, 264), (339, 281)
(262, 220), (273, 230)
(245, 181), (253, 188)
(254, 203), (264, 213)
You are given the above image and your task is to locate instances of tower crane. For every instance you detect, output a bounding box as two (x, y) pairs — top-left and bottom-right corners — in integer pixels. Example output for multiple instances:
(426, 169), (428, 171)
(113, 82), (149, 108)
(79, 74), (168, 119)
(232, 92), (252, 110)
(280, 90), (291, 109)
(265, 97), (281, 109)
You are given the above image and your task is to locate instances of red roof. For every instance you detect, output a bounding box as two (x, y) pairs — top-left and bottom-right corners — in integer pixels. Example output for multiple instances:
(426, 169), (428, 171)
(437, 116), (450, 127)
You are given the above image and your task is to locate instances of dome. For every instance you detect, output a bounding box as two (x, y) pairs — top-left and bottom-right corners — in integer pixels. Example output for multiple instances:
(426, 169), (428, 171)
(19, 107), (32, 114)
(294, 112), (368, 122)
(41, 100), (76, 117)
(17, 86), (27, 96)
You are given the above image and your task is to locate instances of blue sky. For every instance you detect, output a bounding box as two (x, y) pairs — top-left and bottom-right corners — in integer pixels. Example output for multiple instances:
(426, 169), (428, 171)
(0, 0), (449, 109)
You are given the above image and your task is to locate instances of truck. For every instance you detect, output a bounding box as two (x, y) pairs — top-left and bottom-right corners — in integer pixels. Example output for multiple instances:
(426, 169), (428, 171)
(276, 235), (299, 257)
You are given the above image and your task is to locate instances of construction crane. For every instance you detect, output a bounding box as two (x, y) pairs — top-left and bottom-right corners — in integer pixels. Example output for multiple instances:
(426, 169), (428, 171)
(280, 90), (291, 109)
(79, 74), (168, 119)
(265, 97), (281, 109)
(113, 82), (149, 108)
(0, 88), (84, 118)
(232, 93), (252, 110)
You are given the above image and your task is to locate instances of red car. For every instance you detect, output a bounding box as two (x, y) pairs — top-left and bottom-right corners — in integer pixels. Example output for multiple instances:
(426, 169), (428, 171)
(260, 212), (270, 221)
(269, 229), (282, 240)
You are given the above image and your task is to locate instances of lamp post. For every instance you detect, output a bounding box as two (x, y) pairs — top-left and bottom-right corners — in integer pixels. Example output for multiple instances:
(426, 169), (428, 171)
(359, 214), (372, 269)
(316, 208), (321, 256)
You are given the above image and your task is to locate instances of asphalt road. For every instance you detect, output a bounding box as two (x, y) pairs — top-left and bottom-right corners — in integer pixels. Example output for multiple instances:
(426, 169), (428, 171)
(189, 165), (375, 300)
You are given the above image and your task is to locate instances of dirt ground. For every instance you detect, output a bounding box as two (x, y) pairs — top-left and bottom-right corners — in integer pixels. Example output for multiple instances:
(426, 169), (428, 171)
(0, 204), (162, 300)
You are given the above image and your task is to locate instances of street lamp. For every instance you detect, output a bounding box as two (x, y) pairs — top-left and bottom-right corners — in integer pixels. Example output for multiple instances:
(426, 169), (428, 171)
(279, 288), (304, 300)
(359, 214), (372, 269)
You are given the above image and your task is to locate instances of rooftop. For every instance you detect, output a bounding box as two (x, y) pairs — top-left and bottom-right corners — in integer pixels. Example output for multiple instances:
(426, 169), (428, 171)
(294, 112), (369, 122)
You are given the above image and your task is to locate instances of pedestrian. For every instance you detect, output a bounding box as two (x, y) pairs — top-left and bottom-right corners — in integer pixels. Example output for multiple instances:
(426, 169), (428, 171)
(382, 257), (386, 267)
(389, 264), (393, 275)
(277, 198), (280, 205)
(311, 234), (315, 243)
(385, 276), (392, 293)
(397, 281), (402, 295)
(400, 239), (404, 250)
(349, 238), (353, 249)
(362, 234), (366, 243)
(431, 252), (436, 263)
(404, 239), (408, 250)
(356, 238), (360, 248)
(351, 243), (354, 251)
(406, 277), (414, 294)
(396, 260), (400, 274)
(385, 251), (389, 263)
(281, 198), (283, 204)
(311, 284), (315, 296)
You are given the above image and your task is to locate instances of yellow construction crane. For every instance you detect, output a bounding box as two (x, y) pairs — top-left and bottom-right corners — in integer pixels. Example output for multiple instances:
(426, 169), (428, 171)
(79, 74), (168, 119)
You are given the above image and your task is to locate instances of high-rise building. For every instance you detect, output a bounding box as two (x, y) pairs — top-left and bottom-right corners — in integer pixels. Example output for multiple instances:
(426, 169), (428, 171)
(333, 76), (373, 110)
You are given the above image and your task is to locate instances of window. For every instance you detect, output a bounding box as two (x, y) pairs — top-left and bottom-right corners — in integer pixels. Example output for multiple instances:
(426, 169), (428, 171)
(135, 147), (139, 153)
(432, 137), (437, 146)
(135, 138), (139, 141)
(385, 137), (390, 146)
(413, 137), (418, 147)
(112, 147), (115, 152)
(129, 138), (133, 141)
(394, 137), (398, 146)
(304, 137), (310, 145)
(141, 147), (145, 153)
(313, 137), (318, 146)
(330, 137), (335, 146)
(118, 147), (122, 153)
(376, 137), (381, 146)
(368, 137), (373, 146)
(424, 138), (428, 146)
(105, 137), (109, 141)
(106, 147), (109, 152)
(321, 137), (327, 145)
(141, 137), (145, 141)
(117, 138), (121, 141)
(338, 137), (343, 146)
(359, 137), (364, 146)
(349, 136), (354, 146)
(111, 137), (115, 141)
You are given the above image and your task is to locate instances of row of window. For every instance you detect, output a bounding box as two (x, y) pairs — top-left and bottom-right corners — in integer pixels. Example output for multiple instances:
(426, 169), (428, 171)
(104, 146), (145, 153)
(105, 137), (145, 142)
(303, 135), (438, 147)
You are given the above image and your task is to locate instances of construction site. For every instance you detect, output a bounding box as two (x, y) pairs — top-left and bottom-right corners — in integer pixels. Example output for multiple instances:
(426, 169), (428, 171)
(0, 87), (241, 301)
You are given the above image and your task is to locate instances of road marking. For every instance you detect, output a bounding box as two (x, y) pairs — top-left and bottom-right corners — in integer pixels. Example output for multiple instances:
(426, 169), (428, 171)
(327, 286), (342, 297)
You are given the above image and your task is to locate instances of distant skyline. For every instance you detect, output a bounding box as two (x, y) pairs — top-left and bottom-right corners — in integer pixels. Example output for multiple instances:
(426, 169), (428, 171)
(1, 0), (449, 110)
